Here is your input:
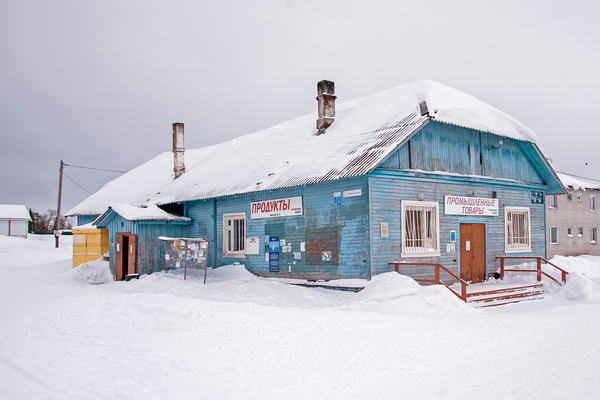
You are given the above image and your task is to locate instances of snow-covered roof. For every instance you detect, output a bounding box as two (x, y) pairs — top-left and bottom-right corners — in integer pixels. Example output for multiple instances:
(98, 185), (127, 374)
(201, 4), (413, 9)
(95, 203), (192, 223)
(0, 204), (31, 221)
(68, 80), (540, 216)
(557, 172), (600, 191)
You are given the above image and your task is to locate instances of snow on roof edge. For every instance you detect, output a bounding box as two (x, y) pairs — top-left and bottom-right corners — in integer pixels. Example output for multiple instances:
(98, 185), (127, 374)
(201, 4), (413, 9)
(557, 172), (600, 191)
(95, 203), (192, 223)
(0, 204), (32, 220)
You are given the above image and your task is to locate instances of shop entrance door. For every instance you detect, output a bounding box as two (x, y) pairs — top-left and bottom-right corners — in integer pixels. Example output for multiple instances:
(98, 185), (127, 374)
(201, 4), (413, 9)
(459, 223), (486, 283)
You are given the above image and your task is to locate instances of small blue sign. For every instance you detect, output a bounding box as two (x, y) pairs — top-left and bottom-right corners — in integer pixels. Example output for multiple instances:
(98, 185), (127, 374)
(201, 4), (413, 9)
(269, 237), (280, 273)
(269, 252), (280, 272)
(334, 192), (342, 207)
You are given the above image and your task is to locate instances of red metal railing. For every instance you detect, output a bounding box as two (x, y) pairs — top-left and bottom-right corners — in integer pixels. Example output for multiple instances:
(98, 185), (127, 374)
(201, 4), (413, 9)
(389, 262), (469, 301)
(496, 256), (568, 285)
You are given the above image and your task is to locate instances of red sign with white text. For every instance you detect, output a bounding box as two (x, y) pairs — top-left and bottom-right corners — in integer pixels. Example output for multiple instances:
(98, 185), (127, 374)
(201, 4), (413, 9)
(251, 196), (303, 219)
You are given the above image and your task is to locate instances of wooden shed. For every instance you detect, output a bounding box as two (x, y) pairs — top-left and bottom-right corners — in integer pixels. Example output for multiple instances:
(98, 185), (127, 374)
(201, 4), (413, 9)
(0, 204), (31, 238)
(93, 203), (192, 280)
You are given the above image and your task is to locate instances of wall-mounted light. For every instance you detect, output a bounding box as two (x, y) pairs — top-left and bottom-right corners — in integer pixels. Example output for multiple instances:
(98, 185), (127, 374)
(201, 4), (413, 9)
(418, 193), (425, 201)
(483, 140), (503, 150)
(467, 188), (475, 196)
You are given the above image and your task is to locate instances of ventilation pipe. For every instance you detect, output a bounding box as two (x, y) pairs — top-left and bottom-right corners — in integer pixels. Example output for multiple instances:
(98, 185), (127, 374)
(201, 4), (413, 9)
(316, 80), (336, 133)
(173, 122), (185, 178)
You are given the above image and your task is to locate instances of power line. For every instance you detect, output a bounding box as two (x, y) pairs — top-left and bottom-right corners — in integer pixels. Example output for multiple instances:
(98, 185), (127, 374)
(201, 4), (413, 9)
(63, 172), (93, 194)
(555, 171), (600, 183)
(63, 163), (126, 173)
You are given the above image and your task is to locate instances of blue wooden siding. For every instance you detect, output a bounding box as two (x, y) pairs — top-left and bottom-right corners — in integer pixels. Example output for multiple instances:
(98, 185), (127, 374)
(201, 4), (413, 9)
(98, 214), (190, 276)
(187, 177), (370, 280)
(186, 199), (216, 267)
(379, 121), (544, 185)
(77, 215), (99, 226)
(368, 170), (546, 280)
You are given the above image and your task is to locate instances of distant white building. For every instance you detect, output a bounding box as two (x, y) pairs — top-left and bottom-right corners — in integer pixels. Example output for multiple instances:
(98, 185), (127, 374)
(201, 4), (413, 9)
(546, 173), (600, 258)
(0, 205), (32, 238)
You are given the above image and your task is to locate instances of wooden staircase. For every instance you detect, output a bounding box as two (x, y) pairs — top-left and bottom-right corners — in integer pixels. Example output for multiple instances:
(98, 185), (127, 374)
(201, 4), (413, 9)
(459, 283), (546, 307)
(391, 257), (568, 308)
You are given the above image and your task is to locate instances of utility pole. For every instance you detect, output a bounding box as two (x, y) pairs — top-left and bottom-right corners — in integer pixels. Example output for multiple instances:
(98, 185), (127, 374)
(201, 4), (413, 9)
(54, 160), (64, 248)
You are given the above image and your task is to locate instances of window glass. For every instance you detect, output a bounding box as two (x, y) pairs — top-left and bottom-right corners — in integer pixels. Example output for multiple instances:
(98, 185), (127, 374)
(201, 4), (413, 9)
(549, 227), (558, 244)
(223, 213), (246, 257)
(401, 201), (440, 257)
(505, 207), (531, 253)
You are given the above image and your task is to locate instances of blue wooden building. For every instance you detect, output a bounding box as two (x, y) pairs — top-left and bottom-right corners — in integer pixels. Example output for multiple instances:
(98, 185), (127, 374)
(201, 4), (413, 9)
(67, 80), (564, 282)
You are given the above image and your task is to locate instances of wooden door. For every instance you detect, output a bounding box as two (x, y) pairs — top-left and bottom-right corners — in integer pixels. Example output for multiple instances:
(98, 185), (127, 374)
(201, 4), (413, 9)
(127, 234), (137, 276)
(460, 223), (486, 283)
(115, 233), (137, 281)
(116, 233), (124, 281)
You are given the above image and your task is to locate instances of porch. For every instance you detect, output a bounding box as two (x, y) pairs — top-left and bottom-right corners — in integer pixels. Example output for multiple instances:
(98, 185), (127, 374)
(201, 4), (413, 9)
(390, 256), (569, 307)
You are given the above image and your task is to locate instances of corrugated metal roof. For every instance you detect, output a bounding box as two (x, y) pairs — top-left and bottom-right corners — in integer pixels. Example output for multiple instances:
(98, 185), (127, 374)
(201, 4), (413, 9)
(67, 80), (541, 216)
(557, 172), (600, 191)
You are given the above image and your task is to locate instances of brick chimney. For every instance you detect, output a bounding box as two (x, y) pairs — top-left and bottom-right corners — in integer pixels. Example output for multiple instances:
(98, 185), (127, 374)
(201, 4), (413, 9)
(173, 122), (185, 178)
(316, 80), (336, 132)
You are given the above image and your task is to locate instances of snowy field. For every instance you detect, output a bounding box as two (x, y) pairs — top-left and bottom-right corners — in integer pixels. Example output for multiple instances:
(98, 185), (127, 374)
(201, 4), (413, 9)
(2, 235), (600, 399)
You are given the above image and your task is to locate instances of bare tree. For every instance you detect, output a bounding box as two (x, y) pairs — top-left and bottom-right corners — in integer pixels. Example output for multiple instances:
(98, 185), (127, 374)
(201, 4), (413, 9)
(28, 209), (72, 233)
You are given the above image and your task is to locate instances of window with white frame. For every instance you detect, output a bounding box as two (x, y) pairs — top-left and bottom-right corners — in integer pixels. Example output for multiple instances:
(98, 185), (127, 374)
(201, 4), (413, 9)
(592, 228), (597, 243)
(591, 196), (596, 212)
(548, 194), (557, 209)
(578, 227), (584, 237)
(223, 213), (246, 257)
(401, 201), (440, 257)
(505, 206), (531, 253)
(549, 227), (558, 244)
(567, 227), (573, 237)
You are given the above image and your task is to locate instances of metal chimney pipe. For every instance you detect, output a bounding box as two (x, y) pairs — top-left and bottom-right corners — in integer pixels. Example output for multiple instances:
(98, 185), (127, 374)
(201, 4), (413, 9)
(316, 80), (336, 132)
(173, 122), (185, 178)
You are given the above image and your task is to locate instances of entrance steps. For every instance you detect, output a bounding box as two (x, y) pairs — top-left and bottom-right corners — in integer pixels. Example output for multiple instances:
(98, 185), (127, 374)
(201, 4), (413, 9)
(455, 283), (546, 307)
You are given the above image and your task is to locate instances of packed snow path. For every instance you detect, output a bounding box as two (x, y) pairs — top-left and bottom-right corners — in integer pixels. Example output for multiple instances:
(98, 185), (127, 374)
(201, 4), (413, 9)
(1, 235), (600, 399)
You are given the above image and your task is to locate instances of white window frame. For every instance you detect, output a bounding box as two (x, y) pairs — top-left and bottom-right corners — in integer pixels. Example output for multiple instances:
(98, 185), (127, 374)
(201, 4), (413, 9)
(591, 196), (596, 212)
(548, 194), (557, 209)
(567, 227), (573, 237)
(401, 200), (440, 257)
(223, 213), (246, 258)
(505, 206), (532, 253)
(578, 227), (584, 237)
(591, 228), (597, 244)
(549, 226), (558, 244)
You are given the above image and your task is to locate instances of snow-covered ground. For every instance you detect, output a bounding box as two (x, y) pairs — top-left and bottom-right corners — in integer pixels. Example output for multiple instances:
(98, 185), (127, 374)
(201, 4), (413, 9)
(2, 235), (600, 399)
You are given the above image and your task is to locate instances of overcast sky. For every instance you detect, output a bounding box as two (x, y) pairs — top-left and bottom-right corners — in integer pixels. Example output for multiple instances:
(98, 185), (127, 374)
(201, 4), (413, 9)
(1, 0), (599, 214)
